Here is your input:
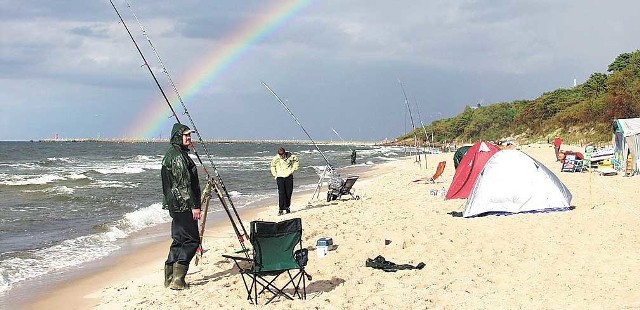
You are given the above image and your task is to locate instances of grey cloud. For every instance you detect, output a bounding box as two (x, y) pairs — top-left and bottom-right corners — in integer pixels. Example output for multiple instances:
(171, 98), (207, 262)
(2, 0), (640, 140)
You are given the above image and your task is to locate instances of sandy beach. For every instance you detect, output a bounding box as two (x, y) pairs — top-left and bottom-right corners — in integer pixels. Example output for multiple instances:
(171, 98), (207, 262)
(26, 143), (640, 309)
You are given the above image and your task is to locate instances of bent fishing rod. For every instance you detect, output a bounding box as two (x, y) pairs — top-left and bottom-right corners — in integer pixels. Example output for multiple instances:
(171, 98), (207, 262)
(331, 128), (353, 153)
(262, 81), (335, 170)
(398, 79), (421, 164)
(413, 98), (430, 167)
(110, 0), (249, 255)
(262, 82), (337, 203)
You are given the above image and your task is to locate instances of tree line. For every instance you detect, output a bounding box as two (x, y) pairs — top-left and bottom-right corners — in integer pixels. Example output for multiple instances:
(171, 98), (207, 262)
(398, 49), (640, 145)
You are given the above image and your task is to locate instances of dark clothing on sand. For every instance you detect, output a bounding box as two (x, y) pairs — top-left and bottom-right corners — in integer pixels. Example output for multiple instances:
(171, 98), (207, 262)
(276, 174), (294, 212)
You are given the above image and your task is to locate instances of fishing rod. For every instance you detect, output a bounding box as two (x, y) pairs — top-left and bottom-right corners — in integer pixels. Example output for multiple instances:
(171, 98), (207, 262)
(331, 128), (353, 152)
(413, 98), (430, 167)
(262, 81), (337, 203)
(110, 0), (249, 257)
(398, 79), (421, 164)
(262, 81), (334, 170)
(413, 98), (429, 141)
(121, 0), (248, 241)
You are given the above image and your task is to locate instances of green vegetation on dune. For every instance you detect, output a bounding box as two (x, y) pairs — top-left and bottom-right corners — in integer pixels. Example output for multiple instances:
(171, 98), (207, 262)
(399, 50), (640, 145)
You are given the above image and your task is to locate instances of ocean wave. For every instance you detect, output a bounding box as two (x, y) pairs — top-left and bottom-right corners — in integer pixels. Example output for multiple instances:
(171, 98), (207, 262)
(128, 162), (162, 170)
(375, 156), (399, 161)
(94, 167), (145, 174)
(0, 203), (170, 293)
(0, 174), (65, 186)
(45, 157), (75, 163)
(82, 180), (139, 189)
(132, 155), (157, 162)
(0, 163), (39, 170)
(22, 186), (75, 195)
(66, 173), (89, 180)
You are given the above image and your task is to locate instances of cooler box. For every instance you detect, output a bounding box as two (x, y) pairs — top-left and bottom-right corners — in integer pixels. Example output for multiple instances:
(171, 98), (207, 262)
(316, 237), (333, 247)
(316, 237), (333, 257)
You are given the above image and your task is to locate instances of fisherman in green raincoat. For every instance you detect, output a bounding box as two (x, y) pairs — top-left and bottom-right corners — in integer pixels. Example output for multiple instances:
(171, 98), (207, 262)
(161, 123), (202, 290)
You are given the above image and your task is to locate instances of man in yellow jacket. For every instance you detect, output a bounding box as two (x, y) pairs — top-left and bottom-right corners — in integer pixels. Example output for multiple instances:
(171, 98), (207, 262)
(270, 147), (299, 215)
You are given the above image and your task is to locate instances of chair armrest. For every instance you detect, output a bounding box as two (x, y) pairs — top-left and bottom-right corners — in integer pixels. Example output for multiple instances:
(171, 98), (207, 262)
(222, 254), (252, 262)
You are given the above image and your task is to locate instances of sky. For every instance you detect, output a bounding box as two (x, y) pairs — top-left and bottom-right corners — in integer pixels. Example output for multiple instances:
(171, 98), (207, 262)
(1, 0), (639, 141)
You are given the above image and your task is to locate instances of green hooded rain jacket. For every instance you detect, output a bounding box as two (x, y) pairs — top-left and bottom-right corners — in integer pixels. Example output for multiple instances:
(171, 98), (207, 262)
(161, 123), (202, 213)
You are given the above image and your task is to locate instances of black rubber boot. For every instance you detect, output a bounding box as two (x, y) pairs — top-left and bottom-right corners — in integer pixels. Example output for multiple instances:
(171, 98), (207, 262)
(169, 263), (188, 290)
(164, 264), (173, 288)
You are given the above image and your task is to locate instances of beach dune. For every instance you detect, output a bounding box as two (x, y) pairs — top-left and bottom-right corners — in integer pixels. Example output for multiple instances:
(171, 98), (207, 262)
(29, 144), (640, 309)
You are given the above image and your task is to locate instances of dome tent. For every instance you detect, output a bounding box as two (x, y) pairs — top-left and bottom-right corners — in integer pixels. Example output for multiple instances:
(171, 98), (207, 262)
(446, 141), (499, 200)
(453, 145), (472, 169)
(463, 150), (572, 218)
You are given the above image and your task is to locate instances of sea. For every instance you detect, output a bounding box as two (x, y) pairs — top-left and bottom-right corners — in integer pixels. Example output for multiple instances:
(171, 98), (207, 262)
(0, 140), (405, 300)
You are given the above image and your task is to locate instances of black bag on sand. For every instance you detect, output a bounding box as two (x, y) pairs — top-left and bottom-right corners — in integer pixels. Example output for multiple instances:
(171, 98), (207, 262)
(365, 255), (425, 272)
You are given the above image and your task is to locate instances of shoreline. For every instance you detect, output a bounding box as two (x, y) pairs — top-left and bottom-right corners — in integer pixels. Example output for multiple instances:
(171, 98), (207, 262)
(25, 206), (266, 310)
(18, 161), (379, 309)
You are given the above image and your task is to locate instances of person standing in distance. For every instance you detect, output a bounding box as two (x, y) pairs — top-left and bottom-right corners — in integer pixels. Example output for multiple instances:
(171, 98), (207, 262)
(553, 137), (563, 161)
(161, 123), (202, 290)
(270, 147), (299, 215)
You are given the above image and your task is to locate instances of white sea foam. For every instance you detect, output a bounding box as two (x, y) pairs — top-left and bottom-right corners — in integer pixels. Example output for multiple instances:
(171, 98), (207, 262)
(376, 156), (398, 161)
(133, 155), (155, 161)
(52, 186), (74, 195)
(22, 186), (75, 195)
(119, 203), (171, 232)
(65, 172), (89, 180)
(94, 166), (145, 174)
(83, 180), (139, 189)
(0, 203), (170, 293)
(0, 174), (65, 186)
(0, 163), (38, 169)
(46, 157), (74, 163)
(128, 156), (162, 170)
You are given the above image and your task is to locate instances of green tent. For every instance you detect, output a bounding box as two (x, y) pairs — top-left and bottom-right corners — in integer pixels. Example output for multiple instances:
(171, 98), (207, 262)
(453, 145), (472, 169)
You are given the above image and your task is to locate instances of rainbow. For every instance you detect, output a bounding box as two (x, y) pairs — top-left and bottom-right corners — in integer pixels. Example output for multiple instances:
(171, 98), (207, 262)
(126, 0), (313, 138)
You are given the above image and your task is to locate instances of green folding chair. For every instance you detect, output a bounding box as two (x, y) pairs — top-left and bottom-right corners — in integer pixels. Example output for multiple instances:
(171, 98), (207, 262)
(583, 145), (594, 170)
(223, 218), (311, 304)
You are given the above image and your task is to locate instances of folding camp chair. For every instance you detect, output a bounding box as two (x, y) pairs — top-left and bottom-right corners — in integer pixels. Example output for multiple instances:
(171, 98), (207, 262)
(222, 218), (311, 305)
(326, 175), (360, 202)
(583, 145), (594, 170)
(561, 154), (583, 172)
(412, 161), (446, 183)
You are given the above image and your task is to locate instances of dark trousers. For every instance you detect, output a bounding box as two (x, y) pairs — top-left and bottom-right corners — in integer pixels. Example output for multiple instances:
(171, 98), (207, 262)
(165, 211), (199, 266)
(276, 174), (294, 211)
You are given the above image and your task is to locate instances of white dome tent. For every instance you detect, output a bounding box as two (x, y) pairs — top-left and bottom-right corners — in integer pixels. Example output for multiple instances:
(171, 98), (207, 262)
(463, 150), (573, 218)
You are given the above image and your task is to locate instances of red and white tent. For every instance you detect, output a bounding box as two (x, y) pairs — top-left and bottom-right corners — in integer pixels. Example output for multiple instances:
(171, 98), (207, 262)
(446, 141), (499, 199)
